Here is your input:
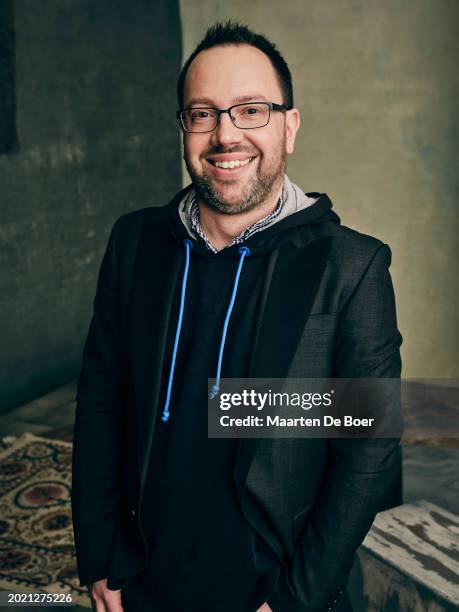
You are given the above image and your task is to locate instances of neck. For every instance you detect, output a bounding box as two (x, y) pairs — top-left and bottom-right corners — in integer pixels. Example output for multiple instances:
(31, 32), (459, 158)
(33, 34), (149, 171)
(198, 179), (284, 251)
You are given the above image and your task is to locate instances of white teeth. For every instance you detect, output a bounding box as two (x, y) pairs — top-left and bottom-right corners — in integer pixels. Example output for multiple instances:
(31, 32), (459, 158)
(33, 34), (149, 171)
(213, 158), (251, 168)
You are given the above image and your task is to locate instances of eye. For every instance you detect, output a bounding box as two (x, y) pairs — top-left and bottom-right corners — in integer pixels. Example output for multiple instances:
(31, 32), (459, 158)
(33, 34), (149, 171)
(243, 106), (261, 115)
(191, 110), (210, 119)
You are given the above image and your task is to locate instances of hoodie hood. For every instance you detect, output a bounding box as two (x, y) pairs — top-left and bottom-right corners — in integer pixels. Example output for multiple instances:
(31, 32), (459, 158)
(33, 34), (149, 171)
(166, 174), (340, 259)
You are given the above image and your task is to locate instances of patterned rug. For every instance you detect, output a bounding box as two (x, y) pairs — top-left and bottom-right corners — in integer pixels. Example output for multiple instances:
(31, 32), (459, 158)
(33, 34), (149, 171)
(0, 433), (91, 608)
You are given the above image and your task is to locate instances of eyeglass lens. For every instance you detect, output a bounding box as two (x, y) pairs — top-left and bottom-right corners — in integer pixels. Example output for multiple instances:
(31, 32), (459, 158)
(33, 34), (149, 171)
(181, 103), (270, 132)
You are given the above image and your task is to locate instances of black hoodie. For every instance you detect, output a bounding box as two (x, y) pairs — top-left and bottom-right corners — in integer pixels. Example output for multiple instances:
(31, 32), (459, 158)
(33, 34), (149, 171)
(122, 185), (340, 611)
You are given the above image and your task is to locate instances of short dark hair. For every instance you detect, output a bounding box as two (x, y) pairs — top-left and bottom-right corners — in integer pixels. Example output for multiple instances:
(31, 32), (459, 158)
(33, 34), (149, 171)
(177, 21), (294, 110)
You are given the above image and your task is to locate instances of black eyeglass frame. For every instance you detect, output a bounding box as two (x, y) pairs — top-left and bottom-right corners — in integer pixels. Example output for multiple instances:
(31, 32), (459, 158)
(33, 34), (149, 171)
(176, 101), (292, 133)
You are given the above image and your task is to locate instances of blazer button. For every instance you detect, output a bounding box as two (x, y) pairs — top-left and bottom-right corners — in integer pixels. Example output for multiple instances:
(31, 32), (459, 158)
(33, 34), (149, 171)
(130, 508), (136, 518)
(336, 585), (344, 596)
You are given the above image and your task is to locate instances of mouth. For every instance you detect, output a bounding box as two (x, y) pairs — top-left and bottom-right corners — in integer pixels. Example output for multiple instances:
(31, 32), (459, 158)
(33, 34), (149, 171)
(205, 156), (257, 178)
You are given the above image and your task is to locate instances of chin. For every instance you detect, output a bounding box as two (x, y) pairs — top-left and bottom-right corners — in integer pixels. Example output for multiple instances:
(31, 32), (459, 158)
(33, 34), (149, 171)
(213, 186), (245, 203)
(206, 196), (261, 216)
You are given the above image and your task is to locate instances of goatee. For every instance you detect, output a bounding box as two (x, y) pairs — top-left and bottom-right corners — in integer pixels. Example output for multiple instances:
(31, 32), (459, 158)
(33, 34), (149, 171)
(185, 154), (285, 215)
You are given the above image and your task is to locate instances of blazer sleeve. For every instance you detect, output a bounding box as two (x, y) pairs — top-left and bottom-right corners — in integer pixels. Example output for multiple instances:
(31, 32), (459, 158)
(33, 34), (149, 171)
(268, 243), (403, 612)
(71, 218), (125, 587)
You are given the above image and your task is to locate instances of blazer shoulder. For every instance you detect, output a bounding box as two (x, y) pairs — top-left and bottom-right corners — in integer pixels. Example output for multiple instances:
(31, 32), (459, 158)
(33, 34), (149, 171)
(314, 222), (391, 268)
(319, 221), (385, 252)
(104, 207), (165, 288)
(111, 184), (188, 245)
(112, 206), (160, 240)
(305, 223), (394, 310)
(110, 206), (169, 255)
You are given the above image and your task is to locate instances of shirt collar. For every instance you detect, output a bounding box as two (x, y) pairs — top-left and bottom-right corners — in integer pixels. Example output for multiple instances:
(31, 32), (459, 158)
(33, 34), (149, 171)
(186, 193), (284, 253)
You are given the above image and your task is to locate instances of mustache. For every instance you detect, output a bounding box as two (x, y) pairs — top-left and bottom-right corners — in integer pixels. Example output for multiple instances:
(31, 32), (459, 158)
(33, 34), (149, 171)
(203, 146), (257, 157)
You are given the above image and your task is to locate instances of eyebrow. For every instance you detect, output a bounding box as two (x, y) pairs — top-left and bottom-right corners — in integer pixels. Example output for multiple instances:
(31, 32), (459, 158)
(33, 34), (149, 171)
(185, 94), (269, 108)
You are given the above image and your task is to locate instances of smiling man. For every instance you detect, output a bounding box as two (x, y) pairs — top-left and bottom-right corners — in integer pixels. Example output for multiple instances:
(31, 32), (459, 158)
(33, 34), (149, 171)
(72, 21), (403, 612)
(182, 43), (297, 217)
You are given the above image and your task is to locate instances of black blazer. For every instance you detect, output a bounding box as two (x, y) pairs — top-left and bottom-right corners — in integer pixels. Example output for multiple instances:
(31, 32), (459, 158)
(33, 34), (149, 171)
(71, 188), (403, 612)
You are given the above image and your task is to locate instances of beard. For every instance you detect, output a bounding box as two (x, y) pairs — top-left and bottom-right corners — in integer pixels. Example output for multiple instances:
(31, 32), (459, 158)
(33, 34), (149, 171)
(184, 141), (286, 215)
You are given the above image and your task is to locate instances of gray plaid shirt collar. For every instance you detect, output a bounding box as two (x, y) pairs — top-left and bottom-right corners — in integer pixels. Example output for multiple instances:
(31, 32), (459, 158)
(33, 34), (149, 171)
(186, 194), (284, 253)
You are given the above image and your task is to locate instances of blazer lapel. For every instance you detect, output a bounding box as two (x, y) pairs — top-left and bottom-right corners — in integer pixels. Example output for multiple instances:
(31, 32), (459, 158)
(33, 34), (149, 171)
(234, 236), (333, 491)
(128, 212), (182, 490)
(251, 237), (332, 378)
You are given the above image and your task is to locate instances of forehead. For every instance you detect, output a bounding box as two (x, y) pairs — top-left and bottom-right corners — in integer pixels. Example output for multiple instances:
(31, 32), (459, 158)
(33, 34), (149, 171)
(184, 43), (283, 107)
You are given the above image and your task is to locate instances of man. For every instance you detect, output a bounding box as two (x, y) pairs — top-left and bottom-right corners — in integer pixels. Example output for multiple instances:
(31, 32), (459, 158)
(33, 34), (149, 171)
(71, 21), (403, 612)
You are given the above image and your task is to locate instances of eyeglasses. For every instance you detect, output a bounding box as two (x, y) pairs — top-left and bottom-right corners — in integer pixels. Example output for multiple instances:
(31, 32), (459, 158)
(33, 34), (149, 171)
(176, 102), (291, 133)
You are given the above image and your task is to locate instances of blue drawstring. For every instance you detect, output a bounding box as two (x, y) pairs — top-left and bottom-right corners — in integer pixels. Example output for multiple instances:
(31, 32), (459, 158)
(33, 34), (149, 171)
(162, 242), (251, 421)
(161, 239), (193, 422)
(209, 246), (251, 399)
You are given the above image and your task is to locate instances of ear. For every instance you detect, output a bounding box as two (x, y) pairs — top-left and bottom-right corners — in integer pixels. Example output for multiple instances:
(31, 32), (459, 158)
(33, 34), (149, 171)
(285, 108), (300, 155)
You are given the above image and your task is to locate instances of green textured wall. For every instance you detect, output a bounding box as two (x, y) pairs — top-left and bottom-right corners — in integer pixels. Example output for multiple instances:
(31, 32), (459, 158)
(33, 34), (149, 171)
(180, 0), (459, 377)
(0, 0), (182, 413)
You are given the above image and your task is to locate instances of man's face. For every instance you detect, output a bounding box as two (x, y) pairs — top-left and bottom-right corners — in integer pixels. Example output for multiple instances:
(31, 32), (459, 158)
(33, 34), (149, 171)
(182, 44), (300, 215)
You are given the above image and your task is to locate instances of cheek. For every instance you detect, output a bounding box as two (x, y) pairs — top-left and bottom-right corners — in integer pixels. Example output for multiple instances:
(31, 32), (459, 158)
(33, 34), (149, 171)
(183, 139), (194, 160)
(185, 137), (207, 165)
(253, 128), (285, 161)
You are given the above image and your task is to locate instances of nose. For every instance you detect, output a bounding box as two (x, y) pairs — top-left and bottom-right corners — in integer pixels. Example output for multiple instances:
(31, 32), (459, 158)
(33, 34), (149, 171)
(211, 111), (243, 147)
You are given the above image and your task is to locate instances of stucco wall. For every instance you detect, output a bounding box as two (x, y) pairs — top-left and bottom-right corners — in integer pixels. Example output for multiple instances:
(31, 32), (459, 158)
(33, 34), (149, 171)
(0, 0), (182, 412)
(179, 0), (459, 378)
